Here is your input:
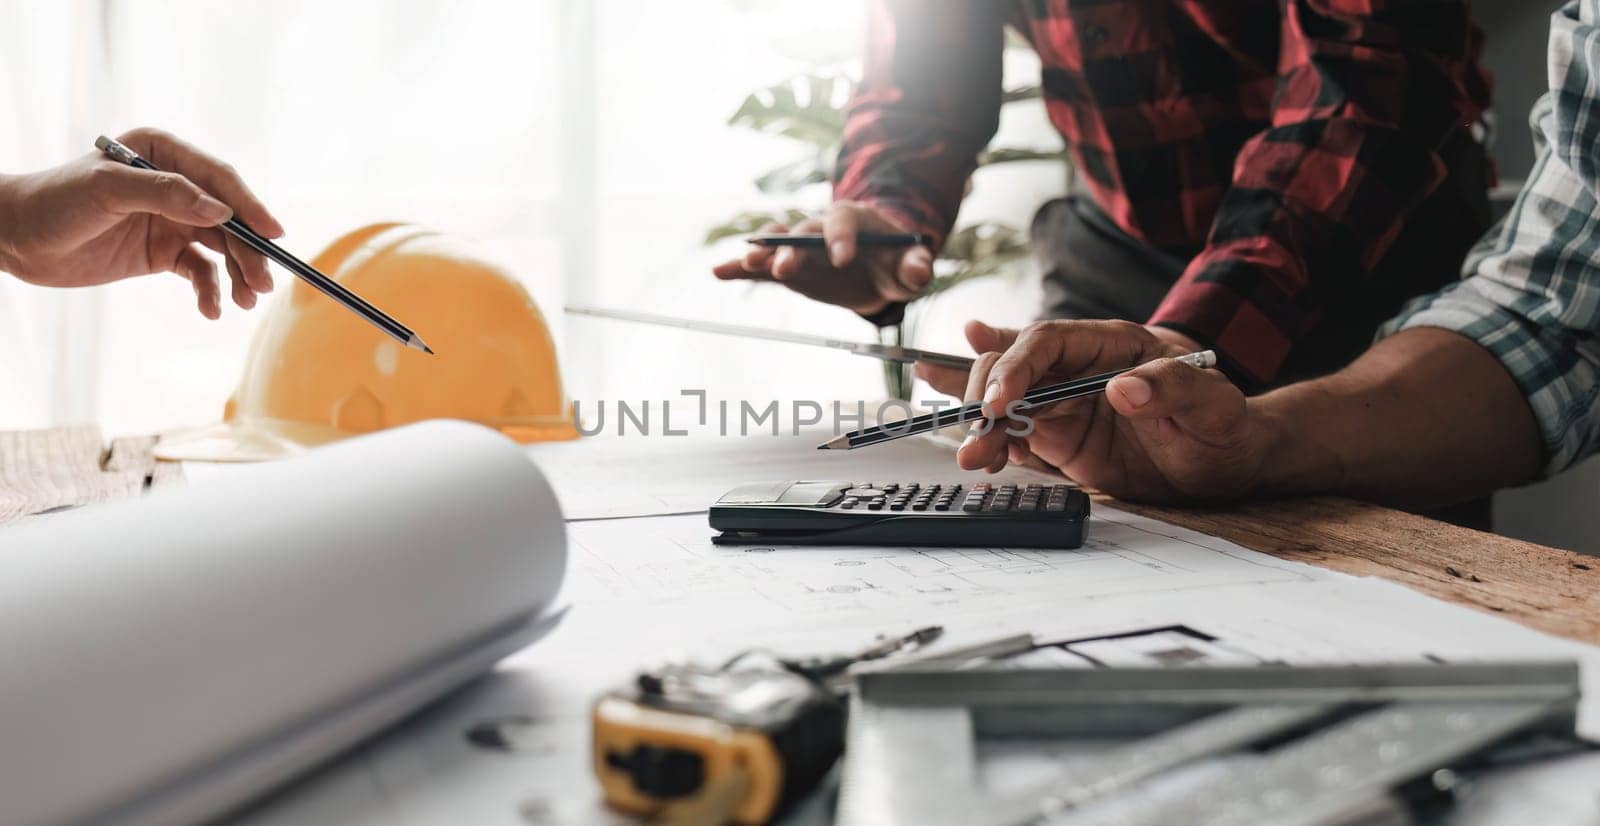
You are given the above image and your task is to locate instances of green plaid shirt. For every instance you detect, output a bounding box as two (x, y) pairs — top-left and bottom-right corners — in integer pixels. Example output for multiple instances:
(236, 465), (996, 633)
(1382, 0), (1600, 475)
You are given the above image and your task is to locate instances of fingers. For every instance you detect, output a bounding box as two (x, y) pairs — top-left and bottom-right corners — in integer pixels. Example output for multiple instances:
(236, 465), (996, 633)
(955, 352), (1013, 472)
(221, 232), (273, 297)
(730, 221), (787, 276)
(914, 361), (968, 397)
(981, 322), (1081, 421)
(712, 205), (933, 312)
(980, 319), (1151, 418)
(822, 204), (859, 268)
(118, 127), (284, 237)
(224, 248), (258, 310)
(171, 234), (262, 316)
(915, 320), (1011, 400)
(198, 227), (273, 302)
(823, 200), (916, 269)
(103, 128), (282, 299)
(772, 217), (823, 280)
(1106, 357), (1243, 440)
(913, 319), (1020, 401)
(863, 243), (930, 303)
(711, 258), (773, 281)
(713, 224), (773, 279)
(89, 164), (232, 227)
(843, 202), (930, 296)
(1007, 437), (1031, 466)
(963, 319), (1018, 355)
(895, 245), (934, 294)
(194, 227), (229, 258)
(174, 244), (221, 319)
(865, 260), (920, 303)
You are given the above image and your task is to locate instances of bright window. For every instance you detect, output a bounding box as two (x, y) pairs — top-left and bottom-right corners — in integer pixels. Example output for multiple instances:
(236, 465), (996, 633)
(0, 0), (1054, 437)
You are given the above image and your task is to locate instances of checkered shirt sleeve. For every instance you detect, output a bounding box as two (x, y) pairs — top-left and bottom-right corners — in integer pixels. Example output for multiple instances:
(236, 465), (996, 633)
(1381, 0), (1600, 475)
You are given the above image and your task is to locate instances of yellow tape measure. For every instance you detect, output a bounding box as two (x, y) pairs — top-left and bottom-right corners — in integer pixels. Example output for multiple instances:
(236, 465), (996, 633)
(592, 662), (845, 824)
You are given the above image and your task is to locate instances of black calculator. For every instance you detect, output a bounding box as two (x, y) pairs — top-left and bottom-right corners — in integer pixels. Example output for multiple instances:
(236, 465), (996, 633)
(709, 480), (1089, 549)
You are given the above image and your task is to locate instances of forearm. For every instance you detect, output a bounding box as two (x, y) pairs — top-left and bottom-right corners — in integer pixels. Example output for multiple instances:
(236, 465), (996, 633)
(834, 0), (1002, 251)
(0, 173), (20, 273)
(1252, 327), (1542, 507)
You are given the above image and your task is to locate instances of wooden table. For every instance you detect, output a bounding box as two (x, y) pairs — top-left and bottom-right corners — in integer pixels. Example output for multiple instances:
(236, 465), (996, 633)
(1110, 495), (1600, 645)
(2, 427), (1593, 645)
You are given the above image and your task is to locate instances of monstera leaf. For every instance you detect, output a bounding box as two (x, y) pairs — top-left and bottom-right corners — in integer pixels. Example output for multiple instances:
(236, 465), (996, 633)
(753, 152), (836, 194)
(728, 74), (851, 148)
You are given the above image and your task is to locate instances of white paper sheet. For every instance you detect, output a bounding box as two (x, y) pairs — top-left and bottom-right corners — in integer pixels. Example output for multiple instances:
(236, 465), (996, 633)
(525, 430), (1062, 520)
(0, 421), (568, 826)
(234, 513), (1600, 826)
(229, 431), (1600, 826)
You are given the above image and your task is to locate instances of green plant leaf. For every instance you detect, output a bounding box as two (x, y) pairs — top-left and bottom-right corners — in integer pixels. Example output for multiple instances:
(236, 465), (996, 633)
(703, 208), (814, 245)
(977, 146), (1070, 166)
(728, 74), (851, 149)
(876, 325), (912, 400)
(1001, 84), (1042, 103)
(926, 261), (1004, 296)
(921, 222), (1031, 296)
(937, 221), (1030, 262)
(754, 151), (835, 194)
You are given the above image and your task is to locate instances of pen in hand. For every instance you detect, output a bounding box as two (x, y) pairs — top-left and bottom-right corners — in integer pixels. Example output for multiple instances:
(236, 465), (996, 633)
(820, 351), (1219, 450)
(746, 232), (928, 249)
(94, 135), (434, 355)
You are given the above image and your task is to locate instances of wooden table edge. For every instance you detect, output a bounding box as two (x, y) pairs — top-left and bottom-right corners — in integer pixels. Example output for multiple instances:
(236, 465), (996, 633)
(1097, 493), (1600, 646)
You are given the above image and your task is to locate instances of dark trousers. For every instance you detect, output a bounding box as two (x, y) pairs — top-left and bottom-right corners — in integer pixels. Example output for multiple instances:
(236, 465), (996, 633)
(1033, 130), (1494, 386)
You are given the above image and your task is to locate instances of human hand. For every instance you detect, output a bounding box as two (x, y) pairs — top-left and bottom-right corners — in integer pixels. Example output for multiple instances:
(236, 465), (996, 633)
(0, 127), (284, 319)
(916, 319), (1274, 502)
(710, 200), (934, 316)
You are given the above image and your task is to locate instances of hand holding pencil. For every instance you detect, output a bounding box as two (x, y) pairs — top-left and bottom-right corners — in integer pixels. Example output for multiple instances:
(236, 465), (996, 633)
(0, 127), (281, 319)
(95, 135), (432, 353)
(711, 200), (934, 317)
(913, 319), (1273, 504)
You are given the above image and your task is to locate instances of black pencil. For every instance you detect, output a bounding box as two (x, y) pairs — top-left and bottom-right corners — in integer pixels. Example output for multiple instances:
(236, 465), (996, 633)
(95, 136), (434, 355)
(746, 232), (927, 248)
(817, 351), (1217, 450)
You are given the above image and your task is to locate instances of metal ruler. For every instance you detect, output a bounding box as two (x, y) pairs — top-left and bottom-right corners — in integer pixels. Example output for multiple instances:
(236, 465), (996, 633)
(564, 304), (975, 368)
(836, 662), (1582, 826)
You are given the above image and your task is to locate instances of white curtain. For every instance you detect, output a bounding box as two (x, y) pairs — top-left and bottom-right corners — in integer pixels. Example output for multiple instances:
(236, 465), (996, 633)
(0, 0), (107, 429)
(1, 0), (581, 436)
(2, 0), (1052, 437)
(571, 0), (1051, 412)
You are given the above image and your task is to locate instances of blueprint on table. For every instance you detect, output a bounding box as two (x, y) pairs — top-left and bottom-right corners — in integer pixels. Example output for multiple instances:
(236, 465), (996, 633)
(232, 432), (1600, 826)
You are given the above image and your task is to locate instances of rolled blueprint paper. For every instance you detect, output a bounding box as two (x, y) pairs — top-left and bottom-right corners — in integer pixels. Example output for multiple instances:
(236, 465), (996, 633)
(0, 420), (567, 826)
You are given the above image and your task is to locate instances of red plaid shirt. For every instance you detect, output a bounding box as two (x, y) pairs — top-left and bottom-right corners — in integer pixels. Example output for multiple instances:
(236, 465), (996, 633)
(834, 0), (1491, 385)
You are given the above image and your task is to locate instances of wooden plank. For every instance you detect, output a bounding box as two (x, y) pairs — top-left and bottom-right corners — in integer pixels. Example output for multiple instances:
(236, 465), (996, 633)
(106, 432), (183, 489)
(0, 427), (185, 526)
(1102, 494), (1600, 645)
(106, 435), (185, 491)
(104, 435), (156, 472)
(1, 426), (113, 524)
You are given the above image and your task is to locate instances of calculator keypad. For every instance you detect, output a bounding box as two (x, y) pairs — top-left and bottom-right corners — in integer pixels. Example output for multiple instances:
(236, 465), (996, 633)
(840, 482), (1075, 514)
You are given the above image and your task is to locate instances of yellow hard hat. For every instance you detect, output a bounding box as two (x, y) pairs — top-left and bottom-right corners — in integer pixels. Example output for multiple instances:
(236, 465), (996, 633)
(157, 223), (579, 462)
